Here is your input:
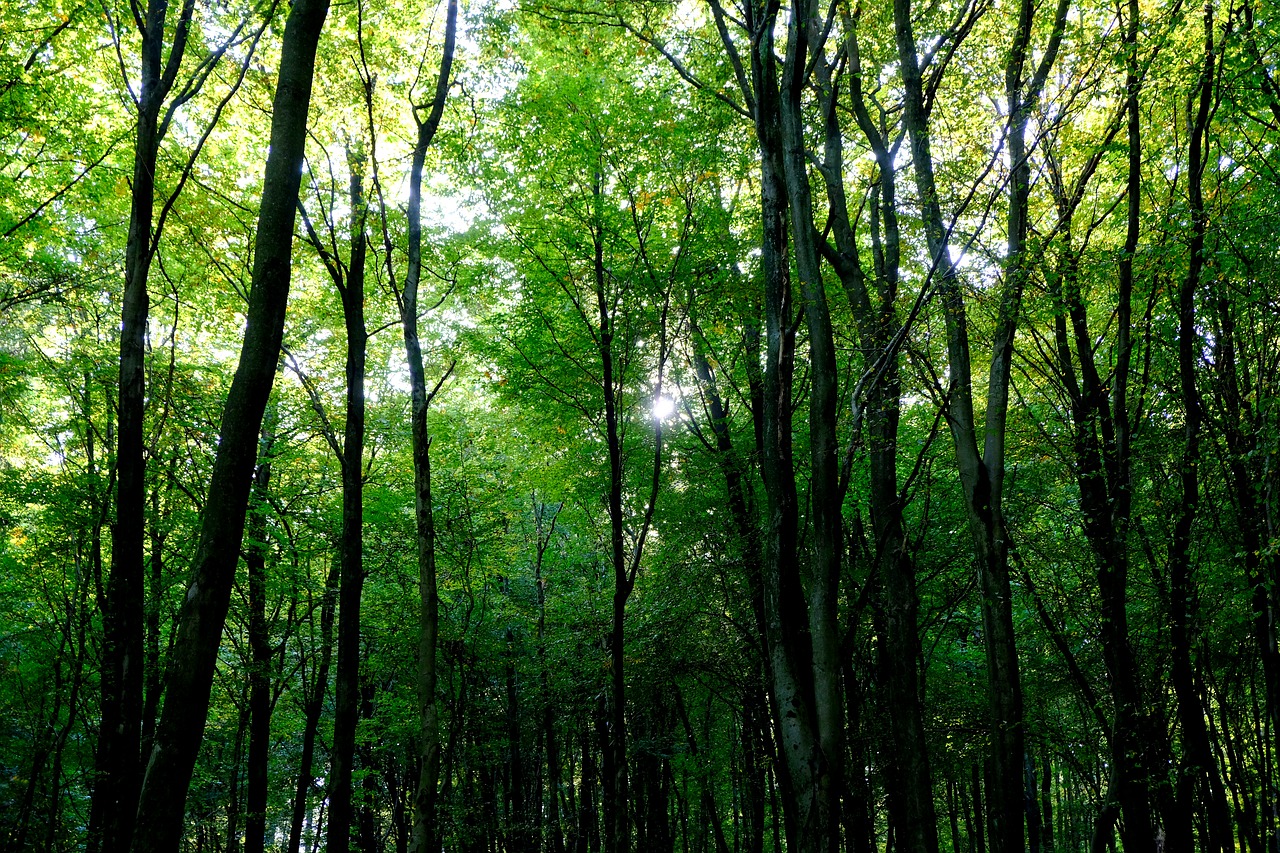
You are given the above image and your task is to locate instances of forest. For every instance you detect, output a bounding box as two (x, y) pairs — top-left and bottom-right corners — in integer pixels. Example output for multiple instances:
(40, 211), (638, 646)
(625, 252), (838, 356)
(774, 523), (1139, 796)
(1, 0), (1278, 846)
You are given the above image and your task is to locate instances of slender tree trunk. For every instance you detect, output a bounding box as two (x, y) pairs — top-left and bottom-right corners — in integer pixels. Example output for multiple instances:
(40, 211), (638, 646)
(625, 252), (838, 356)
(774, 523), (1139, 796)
(832, 24), (942, 850)
(1041, 746), (1054, 853)
(288, 564), (340, 853)
(589, 160), (670, 853)
(742, 686), (768, 853)
(892, 0), (1030, 846)
(244, 412), (276, 853)
(1099, 3), (1156, 845)
(534, 501), (567, 853)
(397, 8), (456, 851)
(140, 458), (171, 761)
(748, 5), (837, 847)
(699, 0), (840, 844)
(1166, 7), (1233, 848)
(970, 764), (986, 853)
(129, 0), (331, 844)
(355, 730), (381, 853)
(1047, 141), (1155, 853)
(689, 314), (778, 853)
(779, 8), (844, 850)
(325, 152), (370, 853)
(92, 1), (196, 846)
(580, 718), (601, 853)
(45, 581), (88, 853)
(226, 697), (249, 853)
(593, 184), (631, 853)
(505, 626), (531, 851)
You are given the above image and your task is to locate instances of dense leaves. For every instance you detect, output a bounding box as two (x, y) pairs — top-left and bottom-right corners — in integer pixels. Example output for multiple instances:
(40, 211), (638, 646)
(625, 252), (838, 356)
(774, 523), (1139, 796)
(2, 0), (1280, 849)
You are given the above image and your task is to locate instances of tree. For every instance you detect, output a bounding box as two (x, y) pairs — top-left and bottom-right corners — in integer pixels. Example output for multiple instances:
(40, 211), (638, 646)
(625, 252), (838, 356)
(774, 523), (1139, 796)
(91, 1), (272, 844)
(472, 37), (708, 846)
(383, 1), (458, 847)
(295, 134), (372, 853)
(128, 0), (332, 844)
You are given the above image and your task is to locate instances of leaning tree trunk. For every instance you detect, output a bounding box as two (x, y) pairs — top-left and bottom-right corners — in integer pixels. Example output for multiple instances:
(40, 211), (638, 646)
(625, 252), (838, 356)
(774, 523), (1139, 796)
(128, 0), (331, 846)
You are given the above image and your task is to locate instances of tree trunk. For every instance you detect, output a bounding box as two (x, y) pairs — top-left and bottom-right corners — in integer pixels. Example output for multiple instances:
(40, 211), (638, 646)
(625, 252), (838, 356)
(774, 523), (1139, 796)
(585, 697), (603, 853)
(91, 0), (190, 846)
(505, 627), (531, 851)
(534, 501), (567, 853)
(834, 23), (940, 851)
(397, 9), (457, 850)
(140, 457), (172, 763)
(244, 412), (276, 853)
(324, 142), (371, 853)
(1040, 746), (1054, 853)
(226, 697), (248, 853)
(595, 187), (631, 853)
(747, 4), (839, 847)
(891, 0), (1027, 847)
(970, 764), (986, 853)
(1165, 7), (1233, 848)
(1108, 5), (1155, 847)
(1047, 135), (1156, 853)
(129, 0), (331, 844)
(288, 563), (340, 853)
(779, 9), (844, 851)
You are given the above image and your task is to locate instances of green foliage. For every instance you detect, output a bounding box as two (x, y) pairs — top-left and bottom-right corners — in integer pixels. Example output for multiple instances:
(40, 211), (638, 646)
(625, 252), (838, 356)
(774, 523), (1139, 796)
(2, 0), (1280, 847)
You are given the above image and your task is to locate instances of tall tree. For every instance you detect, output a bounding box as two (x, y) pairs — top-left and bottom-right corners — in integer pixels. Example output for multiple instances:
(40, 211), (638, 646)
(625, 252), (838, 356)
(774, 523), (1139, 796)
(669, 0), (850, 843)
(380, 1), (458, 848)
(828, 13), (939, 848)
(91, 0), (270, 847)
(296, 141), (371, 853)
(242, 405), (276, 853)
(889, 0), (1032, 847)
(128, 0), (331, 844)
(1164, 2), (1233, 846)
